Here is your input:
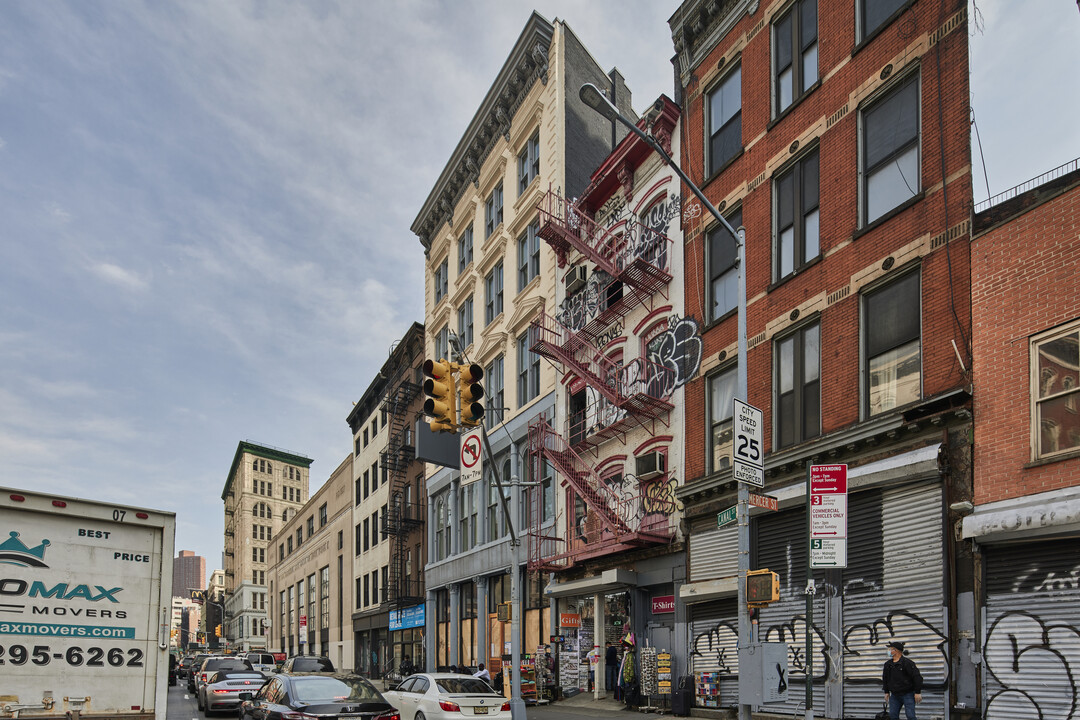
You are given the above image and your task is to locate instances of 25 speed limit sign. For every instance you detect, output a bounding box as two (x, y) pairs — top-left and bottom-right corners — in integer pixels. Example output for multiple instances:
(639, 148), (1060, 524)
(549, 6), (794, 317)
(732, 398), (764, 487)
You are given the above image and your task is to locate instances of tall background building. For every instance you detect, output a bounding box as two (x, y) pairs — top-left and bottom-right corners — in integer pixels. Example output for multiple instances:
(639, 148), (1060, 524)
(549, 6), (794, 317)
(172, 549), (206, 599)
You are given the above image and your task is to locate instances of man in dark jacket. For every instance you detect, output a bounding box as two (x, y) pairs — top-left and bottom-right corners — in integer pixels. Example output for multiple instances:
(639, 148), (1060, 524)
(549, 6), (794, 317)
(882, 641), (923, 719)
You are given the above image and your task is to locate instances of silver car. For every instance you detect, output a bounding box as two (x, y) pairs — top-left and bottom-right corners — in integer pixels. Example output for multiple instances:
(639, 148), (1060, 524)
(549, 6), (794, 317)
(199, 670), (266, 715)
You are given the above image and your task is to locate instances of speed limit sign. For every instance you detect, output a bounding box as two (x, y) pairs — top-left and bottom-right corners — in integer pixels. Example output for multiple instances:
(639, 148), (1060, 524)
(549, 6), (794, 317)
(732, 398), (764, 487)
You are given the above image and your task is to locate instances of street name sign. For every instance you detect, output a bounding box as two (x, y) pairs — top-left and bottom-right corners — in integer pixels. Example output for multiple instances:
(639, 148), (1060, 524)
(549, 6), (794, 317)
(732, 398), (764, 487)
(460, 427), (483, 485)
(717, 505), (738, 528)
(749, 493), (779, 511)
(809, 464), (848, 568)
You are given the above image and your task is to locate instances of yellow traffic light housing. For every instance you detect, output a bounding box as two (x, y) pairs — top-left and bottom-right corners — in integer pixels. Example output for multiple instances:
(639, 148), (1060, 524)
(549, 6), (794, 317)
(215, 624), (223, 637)
(459, 363), (485, 427)
(424, 358), (458, 433)
(746, 569), (780, 607)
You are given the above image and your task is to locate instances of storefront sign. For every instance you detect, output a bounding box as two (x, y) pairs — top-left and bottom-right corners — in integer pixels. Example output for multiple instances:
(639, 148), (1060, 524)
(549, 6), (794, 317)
(389, 603), (426, 630)
(651, 595), (675, 614)
(559, 612), (581, 628)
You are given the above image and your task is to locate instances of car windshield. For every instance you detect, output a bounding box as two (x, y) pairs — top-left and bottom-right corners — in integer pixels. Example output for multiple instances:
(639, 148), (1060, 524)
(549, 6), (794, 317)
(291, 676), (382, 703)
(436, 678), (497, 694)
(291, 657), (334, 671)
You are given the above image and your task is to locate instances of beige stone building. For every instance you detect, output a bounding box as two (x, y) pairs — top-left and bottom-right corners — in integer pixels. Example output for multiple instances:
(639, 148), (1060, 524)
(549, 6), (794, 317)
(221, 440), (312, 652)
(267, 454), (355, 668)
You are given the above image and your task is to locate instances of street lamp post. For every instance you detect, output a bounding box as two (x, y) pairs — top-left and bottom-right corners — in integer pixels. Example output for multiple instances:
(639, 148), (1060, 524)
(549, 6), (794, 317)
(579, 83), (754, 720)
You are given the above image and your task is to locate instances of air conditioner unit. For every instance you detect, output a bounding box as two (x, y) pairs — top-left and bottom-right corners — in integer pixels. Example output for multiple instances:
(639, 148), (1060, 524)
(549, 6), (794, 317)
(565, 266), (588, 295)
(635, 451), (667, 481)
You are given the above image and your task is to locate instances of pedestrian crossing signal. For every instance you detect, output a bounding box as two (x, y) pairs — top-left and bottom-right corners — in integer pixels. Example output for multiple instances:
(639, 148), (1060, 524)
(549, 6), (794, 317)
(746, 569), (779, 607)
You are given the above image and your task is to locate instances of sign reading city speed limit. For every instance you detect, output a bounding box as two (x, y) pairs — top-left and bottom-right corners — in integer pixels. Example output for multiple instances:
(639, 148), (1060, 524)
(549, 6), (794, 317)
(732, 398), (764, 487)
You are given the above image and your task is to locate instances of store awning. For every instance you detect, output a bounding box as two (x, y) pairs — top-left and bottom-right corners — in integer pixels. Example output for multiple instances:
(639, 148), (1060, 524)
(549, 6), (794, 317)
(679, 577), (738, 604)
(544, 568), (638, 598)
(962, 485), (1080, 542)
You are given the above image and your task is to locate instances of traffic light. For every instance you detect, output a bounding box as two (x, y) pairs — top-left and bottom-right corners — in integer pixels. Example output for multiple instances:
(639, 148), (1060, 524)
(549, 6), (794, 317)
(423, 358), (457, 433)
(215, 624), (222, 638)
(458, 363), (485, 427)
(746, 569), (780, 607)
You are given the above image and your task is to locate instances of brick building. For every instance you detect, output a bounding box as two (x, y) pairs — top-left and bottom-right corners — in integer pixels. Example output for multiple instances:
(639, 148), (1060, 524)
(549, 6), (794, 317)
(963, 161), (1080, 719)
(172, 549), (206, 600)
(669, 0), (974, 716)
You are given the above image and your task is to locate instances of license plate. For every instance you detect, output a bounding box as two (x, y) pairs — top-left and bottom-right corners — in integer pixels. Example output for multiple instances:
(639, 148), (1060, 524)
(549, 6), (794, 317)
(474, 707), (489, 714)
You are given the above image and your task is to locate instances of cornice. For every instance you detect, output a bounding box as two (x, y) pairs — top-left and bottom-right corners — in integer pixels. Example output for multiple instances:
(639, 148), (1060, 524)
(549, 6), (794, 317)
(412, 13), (553, 250)
(669, 0), (757, 88)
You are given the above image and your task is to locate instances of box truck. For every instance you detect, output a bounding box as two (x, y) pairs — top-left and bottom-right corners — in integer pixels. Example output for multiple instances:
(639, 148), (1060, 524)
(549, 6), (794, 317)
(0, 487), (175, 720)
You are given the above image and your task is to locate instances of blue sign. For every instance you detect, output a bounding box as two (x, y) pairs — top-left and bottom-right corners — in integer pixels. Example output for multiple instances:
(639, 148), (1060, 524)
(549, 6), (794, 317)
(390, 604), (425, 631)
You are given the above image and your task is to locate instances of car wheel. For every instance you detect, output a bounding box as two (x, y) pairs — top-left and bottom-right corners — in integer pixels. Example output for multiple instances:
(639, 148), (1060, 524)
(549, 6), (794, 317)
(415, 712), (426, 720)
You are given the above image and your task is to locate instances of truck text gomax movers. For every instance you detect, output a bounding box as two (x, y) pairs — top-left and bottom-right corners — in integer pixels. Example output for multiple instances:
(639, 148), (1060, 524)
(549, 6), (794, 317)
(0, 487), (175, 720)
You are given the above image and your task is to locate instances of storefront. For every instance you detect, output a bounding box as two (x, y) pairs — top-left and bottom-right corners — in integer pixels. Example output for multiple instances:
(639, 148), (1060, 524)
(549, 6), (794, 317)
(389, 603), (426, 676)
(353, 609), (389, 678)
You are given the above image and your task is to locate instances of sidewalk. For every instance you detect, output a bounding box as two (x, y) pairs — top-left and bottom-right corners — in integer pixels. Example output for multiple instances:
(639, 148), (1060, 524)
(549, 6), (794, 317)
(525, 692), (639, 720)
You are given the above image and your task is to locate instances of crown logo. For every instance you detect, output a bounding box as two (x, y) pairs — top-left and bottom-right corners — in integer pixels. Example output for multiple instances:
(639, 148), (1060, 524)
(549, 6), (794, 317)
(0, 531), (51, 568)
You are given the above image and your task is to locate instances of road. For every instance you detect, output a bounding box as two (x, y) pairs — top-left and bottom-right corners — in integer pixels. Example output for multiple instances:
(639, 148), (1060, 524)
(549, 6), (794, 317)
(167, 681), (202, 720)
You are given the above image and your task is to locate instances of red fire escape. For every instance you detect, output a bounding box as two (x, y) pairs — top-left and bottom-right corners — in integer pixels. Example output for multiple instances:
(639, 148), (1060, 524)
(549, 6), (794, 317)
(527, 188), (677, 572)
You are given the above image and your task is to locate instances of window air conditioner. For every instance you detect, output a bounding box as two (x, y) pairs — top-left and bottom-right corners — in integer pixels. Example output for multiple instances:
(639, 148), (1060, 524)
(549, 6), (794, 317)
(565, 266), (588, 295)
(635, 451), (667, 481)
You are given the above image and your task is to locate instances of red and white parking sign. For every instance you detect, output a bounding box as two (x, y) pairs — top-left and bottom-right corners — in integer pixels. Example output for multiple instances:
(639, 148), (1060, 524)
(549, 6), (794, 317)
(809, 464), (848, 568)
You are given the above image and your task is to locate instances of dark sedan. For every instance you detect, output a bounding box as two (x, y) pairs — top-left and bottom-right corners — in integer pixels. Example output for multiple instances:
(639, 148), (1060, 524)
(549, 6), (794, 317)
(239, 673), (399, 720)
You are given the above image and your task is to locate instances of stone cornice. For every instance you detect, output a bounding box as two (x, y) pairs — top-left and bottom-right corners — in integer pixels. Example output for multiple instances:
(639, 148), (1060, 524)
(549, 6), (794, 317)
(669, 0), (757, 88)
(412, 13), (553, 251)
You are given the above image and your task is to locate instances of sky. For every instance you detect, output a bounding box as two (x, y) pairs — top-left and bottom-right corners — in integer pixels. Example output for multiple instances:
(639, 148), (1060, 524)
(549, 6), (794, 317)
(0, 1), (1077, 573)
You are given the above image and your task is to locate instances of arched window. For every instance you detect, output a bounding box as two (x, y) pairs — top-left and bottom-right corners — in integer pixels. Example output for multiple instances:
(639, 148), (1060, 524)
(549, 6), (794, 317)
(282, 509), (289, 521)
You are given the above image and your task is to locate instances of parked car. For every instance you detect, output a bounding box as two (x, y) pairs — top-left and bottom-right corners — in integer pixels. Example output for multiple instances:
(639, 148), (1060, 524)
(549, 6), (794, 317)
(195, 656), (254, 699)
(382, 673), (508, 720)
(245, 652), (277, 674)
(179, 655), (197, 679)
(238, 673), (399, 720)
(280, 655), (336, 673)
(198, 670), (266, 715)
(187, 653), (217, 692)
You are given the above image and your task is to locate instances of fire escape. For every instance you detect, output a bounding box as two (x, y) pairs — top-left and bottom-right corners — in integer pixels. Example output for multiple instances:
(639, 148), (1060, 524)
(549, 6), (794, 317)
(527, 188), (678, 572)
(379, 346), (425, 609)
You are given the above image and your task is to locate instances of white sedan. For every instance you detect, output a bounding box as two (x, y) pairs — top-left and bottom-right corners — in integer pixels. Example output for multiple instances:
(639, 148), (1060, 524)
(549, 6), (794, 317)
(383, 673), (509, 720)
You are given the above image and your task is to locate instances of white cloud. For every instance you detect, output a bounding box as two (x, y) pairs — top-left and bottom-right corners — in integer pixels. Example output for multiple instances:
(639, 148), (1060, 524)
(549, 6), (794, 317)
(90, 261), (149, 292)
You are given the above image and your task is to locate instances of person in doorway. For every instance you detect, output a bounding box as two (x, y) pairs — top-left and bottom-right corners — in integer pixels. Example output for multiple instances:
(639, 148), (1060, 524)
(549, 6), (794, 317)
(401, 654), (414, 677)
(605, 643), (619, 699)
(586, 646), (599, 691)
(882, 641), (923, 720)
(474, 662), (492, 682)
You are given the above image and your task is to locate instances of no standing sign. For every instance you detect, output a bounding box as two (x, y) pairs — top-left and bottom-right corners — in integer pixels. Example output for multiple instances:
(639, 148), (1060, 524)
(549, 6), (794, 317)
(809, 464), (848, 568)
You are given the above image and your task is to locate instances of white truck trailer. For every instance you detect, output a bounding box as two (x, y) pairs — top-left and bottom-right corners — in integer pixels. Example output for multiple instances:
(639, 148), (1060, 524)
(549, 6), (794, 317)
(0, 487), (175, 720)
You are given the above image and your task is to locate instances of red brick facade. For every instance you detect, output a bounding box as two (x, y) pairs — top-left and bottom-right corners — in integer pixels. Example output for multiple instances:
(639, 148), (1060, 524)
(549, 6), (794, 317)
(676, 0), (973, 484)
(971, 175), (1080, 505)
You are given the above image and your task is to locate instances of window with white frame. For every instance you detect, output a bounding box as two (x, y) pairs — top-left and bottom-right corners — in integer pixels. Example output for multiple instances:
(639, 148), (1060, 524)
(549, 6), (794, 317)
(485, 354), (504, 426)
(517, 219), (541, 291)
(708, 366), (737, 473)
(485, 182), (504, 239)
(708, 207), (742, 322)
(862, 73), (920, 225)
(707, 64), (742, 176)
(459, 481), (477, 551)
(860, 0), (907, 42)
(435, 495), (449, 561)
(1032, 320), (1080, 458)
(864, 270), (921, 416)
(485, 261), (503, 325)
(517, 332), (540, 406)
(319, 566), (330, 630)
(458, 296), (474, 348)
(434, 257), (449, 304)
(459, 224), (474, 273)
(518, 131), (540, 195)
(775, 322), (821, 448)
(773, 0), (818, 115)
(435, 325), (449, 362)
(775, 149), (820, 281)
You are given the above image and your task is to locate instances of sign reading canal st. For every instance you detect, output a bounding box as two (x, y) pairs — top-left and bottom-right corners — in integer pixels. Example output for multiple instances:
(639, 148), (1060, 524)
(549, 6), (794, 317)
(809, 464), (848, 568)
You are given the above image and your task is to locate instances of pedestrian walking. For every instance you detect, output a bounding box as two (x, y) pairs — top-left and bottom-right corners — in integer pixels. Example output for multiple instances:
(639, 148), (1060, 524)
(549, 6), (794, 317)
(605, 642), (619, 698)
(882, 641), (923, 720)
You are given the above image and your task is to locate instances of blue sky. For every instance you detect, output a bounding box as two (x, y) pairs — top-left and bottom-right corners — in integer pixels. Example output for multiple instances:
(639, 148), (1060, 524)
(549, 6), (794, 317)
(0, 1), (1076, 572)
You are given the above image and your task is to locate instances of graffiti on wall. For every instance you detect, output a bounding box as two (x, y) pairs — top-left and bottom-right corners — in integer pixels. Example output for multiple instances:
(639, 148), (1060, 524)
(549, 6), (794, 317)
(984, 611), (1080, 719)
(645, 315), (703, 397)
(556, 269), (612, 332)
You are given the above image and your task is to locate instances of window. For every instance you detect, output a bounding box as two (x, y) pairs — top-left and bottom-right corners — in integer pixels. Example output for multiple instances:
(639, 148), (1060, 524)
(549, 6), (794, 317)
(372, 570), (379, 605)
(319, 503), (327, 527)
(434, 257), (449, 304)
(355, 578), (362, 610)
(517, 332), (540, 406)
(486, 470), (501, 541)
(319, 566), (330, 630)
(775, 149), (820, 281)
(864, 270), (921, 416)
(518, 131), (540, 194)
(371, 510), (379, 547)
(485, 262), (504, 325)
(363, 429), (368, 447)
(773, 0), (818, 114)
(775, 322), (821, 448)
(363, 518), (370, 552)
(862, 73), (919, 225)
(308, 573), (316, 633)
(708, 207), (742, 322)
(354, 523), (362, 557)
(460, 482), (477, 551)
(485, 355), (504, 426)
(517, 220), (541, 291)
(435, 325), (450, 363)
(459, 224), (474, 273)
(708, 366), (737, 473)
(458, 296), (474, 348)
(707, 65), (742, 176)
(306, 516), (314, 537)
(435, 496), (448, 561)
(287, 536), (294, 554)
(1032, 320), (1080, 458)
(363, 574), (370, 607)
(484, 182), (503, 239)
(295, 528), (302, 547)
(860, 0), (907, 41)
